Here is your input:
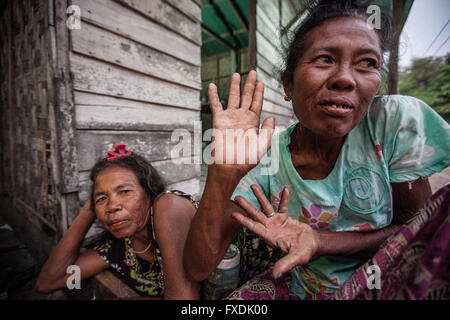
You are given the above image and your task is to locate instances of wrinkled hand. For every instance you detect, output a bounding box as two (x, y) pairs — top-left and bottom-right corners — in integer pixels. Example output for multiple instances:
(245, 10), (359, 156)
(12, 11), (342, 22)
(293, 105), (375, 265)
(208, 70), (275, 171)
(232, 185), (321, 279)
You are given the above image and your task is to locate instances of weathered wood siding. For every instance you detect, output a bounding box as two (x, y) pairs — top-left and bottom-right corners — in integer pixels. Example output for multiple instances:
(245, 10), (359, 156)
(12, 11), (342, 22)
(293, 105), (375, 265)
(0, 0), (61, 263)
(255, 0), (297, 129)
(70, 0), (203, 208)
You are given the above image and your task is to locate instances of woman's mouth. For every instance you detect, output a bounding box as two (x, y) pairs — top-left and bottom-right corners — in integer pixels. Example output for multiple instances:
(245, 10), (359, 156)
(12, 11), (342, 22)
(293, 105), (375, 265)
(110, 219), (130, 230)
(318, 101), (354, 117)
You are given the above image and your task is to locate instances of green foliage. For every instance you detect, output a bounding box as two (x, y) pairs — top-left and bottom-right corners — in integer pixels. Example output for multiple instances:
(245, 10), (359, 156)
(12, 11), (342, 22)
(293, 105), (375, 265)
(398, 54), (450, 123)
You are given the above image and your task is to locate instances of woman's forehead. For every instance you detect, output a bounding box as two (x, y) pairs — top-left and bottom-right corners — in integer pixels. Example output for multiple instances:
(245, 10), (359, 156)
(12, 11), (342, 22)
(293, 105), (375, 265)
(95, 166), (139, 188)
(304, 16), (381, 53)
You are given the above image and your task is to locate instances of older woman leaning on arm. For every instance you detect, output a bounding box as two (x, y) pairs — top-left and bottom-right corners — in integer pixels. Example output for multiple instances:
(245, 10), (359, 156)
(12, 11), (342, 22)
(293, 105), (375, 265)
(184, 0), (450, 299)
(36, 146), (199, 299)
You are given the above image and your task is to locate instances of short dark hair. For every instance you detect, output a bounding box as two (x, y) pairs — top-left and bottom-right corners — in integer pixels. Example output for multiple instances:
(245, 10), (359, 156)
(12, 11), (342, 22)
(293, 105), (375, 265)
(280, 0), (393, 85)
(89, 153), (166, 213)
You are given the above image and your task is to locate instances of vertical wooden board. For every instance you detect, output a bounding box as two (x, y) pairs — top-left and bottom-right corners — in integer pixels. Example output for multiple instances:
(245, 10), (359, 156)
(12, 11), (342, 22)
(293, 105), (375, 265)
(72, 0), (200, 66)
(54, 0), (80, 195)
(75, 92), (201, 131)
(71, 22), (201, 89)
(114, 0), (201, 45)
(70, 53), (200, 110)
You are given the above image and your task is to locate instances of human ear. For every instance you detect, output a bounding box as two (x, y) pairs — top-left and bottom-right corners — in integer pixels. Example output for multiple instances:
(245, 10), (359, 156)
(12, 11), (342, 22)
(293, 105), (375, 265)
(283, 79), (292, 101)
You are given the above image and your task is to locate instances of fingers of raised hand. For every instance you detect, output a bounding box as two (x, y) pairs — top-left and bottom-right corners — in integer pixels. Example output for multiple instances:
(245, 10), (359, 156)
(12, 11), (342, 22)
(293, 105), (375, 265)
(227, 73), (241, 110)
(208, 83), (223, 114)
(240, 70), (257, 110)
(250, 80), (264, 116)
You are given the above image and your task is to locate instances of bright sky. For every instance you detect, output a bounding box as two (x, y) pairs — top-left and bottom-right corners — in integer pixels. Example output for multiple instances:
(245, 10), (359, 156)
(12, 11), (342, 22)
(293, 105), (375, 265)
(399, 0), (450, 69)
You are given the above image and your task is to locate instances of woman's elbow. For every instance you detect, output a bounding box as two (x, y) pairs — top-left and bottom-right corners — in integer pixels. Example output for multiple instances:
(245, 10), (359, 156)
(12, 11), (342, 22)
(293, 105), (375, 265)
(183, 262), (204, 283)
(34, 270), (63, 294)
(183, 254), (217, 283)
(34, 277), (55, 294)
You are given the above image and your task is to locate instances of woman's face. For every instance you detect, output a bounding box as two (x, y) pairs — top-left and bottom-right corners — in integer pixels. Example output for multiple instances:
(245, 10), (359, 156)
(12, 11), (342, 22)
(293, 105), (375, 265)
(284, 17), (382, 138)
(93, 166), (150, 239)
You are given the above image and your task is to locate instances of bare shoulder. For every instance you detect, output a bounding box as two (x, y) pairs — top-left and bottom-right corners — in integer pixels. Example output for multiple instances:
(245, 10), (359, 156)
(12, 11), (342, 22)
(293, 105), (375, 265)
(152, 192), (196, 223)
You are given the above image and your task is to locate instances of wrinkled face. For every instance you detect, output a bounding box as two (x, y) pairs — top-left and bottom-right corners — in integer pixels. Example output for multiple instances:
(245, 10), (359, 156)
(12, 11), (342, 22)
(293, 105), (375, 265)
(284, 17), (382, 138)
(93, 166), (150, 239)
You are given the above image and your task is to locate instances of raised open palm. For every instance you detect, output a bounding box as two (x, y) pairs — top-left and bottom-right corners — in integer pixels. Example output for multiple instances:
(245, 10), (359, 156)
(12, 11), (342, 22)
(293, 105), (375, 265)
(208, 70), (275, 170)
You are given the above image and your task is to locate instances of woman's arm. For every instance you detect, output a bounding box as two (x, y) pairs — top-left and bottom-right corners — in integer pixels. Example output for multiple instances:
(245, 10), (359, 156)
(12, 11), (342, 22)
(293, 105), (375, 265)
(152, 193), (200, 299)
(184, 167), (248, 282)
(183, 71), (275, 282)
(391, 178), (432, 224)
(35, 201), (109, 293)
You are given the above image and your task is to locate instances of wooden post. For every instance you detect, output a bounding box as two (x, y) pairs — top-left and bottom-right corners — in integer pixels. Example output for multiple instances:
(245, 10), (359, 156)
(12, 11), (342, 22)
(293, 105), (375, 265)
(52, 0), (80, 234)
(249, 0), (257, 70)
(388, 0), (405, 94)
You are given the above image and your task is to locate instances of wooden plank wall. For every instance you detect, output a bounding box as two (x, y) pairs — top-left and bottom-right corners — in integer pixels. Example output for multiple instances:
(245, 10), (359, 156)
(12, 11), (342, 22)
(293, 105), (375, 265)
(70, 0), (203, 206)
(256, 0), (296, 129)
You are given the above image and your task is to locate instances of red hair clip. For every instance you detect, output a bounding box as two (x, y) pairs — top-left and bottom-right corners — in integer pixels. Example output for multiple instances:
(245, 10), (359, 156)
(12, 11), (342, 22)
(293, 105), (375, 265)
(102, 144), (132, 162)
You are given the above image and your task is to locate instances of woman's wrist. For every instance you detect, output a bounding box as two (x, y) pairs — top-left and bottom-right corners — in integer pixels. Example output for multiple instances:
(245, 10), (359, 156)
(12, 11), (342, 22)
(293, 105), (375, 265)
(79, 200), (96, 222)
(315, 230), (327, 256)
(207, 164), (248, 185)
(208, 163), (252, 180)
(314, 225), (400, 257)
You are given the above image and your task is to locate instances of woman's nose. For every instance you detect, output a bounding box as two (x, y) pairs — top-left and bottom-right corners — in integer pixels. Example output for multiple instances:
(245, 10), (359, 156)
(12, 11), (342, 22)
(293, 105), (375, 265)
(106, 196), (122, 214)
(328, 65), (356, 91)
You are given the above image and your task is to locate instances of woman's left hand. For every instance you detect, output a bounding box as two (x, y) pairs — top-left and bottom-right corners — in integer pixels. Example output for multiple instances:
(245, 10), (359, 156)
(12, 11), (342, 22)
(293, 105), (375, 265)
(232, 185), (321, 279)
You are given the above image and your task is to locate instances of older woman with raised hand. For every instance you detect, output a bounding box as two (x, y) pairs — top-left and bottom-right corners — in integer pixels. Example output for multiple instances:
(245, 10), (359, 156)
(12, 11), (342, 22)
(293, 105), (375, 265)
(184, 0), (450, 300)
(36, 145), (199, 299)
